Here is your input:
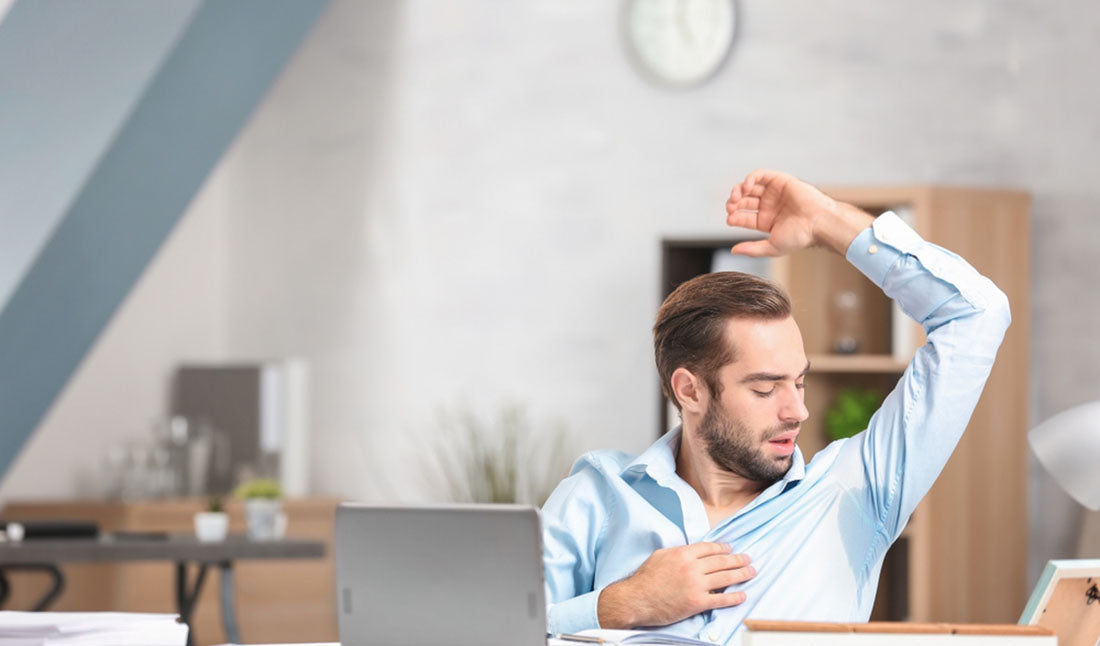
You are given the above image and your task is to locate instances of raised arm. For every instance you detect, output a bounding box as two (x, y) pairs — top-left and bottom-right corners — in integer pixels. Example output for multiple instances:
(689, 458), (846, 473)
(841, 211), (1010, 538)
(725, 169), (1011, 538)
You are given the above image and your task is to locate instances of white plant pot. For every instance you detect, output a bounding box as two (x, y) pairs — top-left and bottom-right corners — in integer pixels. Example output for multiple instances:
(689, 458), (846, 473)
(194, 512), (228, 542)
(244, 498), (285, 541)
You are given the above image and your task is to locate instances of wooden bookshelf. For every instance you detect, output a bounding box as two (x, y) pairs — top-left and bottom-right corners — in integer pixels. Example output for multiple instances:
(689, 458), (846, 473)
(659, 186), (1030, 624)
(807, 354), (909, 374)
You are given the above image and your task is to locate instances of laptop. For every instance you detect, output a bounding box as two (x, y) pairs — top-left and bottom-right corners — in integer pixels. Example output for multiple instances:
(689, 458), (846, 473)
(334, 503), (547, 646)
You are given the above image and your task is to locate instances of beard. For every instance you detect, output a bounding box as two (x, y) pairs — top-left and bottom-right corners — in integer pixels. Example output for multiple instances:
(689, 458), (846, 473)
(698, 401), (798, 486)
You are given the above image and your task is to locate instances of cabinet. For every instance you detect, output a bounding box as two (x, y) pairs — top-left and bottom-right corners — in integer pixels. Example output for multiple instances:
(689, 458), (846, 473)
(0, 498), (338, 646)
(659, 186), (1030, 623)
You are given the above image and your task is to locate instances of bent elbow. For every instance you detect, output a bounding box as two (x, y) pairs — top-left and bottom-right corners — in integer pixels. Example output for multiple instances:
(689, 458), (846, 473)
(987, 283), (1012, 335)
(966, 282), (1012, 358)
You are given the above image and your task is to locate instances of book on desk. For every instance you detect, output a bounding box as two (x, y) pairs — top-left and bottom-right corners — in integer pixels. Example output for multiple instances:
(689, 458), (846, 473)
(568, 623), (1055, 646)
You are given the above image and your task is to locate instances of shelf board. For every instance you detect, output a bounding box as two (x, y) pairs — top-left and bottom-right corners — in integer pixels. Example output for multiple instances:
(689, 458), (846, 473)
(808, 354), (908, 374)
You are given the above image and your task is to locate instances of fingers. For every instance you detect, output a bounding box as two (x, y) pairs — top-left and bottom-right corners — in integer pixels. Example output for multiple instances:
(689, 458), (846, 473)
(728, 196), (761, 211)
(700, 552), (751, 573)
(743, 179), (766, 198)
(730, 239), (780, 258)
(725, 186), (762, 231)
(683, 541), (732, 558)
(726, 183), (765, 210)
(726, 196), (761, 217)
(725, 207), (760, 231)
(725, 173), (769, 232)
(705, 564), (756, 589)
(704, 590), (749, 611)
(733, 169), (774, 200)
(626, 543), (754, 625)
(745, 168), (784, 190)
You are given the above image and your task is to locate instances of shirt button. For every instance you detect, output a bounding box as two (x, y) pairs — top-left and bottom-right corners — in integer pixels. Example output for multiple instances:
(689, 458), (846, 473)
(708, 631), (719, 642)
(868, 244), (879, 254)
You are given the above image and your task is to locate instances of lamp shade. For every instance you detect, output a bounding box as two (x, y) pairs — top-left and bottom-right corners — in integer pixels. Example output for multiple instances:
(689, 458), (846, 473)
(1028, 401), (1100, 511)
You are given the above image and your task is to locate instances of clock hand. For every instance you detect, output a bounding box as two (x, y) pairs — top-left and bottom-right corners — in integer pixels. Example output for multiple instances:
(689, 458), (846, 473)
(676, 0), (696, 45)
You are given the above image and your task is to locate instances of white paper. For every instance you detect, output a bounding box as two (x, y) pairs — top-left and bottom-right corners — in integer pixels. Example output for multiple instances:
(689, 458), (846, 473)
(0, 612), (187, 646)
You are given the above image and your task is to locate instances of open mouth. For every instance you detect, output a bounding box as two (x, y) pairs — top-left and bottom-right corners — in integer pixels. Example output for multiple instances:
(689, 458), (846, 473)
(767, 431), (798, 455)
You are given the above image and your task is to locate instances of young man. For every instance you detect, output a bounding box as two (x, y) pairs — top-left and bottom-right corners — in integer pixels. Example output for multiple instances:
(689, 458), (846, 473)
(541, 170), (1011, 643)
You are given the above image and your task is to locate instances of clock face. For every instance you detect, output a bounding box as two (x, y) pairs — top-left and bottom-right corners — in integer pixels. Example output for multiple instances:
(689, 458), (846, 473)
(624, 0), (737, 87)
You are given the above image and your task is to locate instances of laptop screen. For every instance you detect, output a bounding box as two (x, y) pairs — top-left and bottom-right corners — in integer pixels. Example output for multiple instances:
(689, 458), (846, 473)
(335, 503), (546, 646)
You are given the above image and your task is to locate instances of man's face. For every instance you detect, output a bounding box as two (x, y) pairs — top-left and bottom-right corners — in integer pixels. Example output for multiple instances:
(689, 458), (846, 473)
(698, 316), (810, 485)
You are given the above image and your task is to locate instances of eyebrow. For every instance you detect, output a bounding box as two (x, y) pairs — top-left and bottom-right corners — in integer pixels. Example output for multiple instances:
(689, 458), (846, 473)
(739, 361), (811, 384)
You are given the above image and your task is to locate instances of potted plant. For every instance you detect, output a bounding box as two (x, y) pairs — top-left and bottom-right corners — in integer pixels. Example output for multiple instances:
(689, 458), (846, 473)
(235, 478), (285, 541)
(825, 388), (883, 441)
(194, 496), (228, 542)
(424, 404), (575, 506)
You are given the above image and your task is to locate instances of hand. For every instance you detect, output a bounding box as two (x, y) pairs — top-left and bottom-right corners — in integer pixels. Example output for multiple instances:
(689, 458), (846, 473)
(597, 542), (755, 628)
(724, 169), (873, 257)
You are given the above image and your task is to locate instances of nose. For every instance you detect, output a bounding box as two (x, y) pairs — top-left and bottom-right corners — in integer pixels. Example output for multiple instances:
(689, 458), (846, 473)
(780, 386), (810, 424)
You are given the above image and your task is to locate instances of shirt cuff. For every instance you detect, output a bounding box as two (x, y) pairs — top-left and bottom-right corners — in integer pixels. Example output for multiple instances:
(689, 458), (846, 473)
(547, 589), (602, 635)
(846, 210), (994, 316)
(845, 210), (909, 286)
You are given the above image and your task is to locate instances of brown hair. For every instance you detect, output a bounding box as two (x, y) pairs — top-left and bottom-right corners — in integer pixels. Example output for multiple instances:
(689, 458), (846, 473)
(654, 271), (791, 410)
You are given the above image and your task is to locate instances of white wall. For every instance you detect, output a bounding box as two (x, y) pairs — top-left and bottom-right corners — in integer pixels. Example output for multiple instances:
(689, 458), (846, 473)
(5, 0), (1098, 583)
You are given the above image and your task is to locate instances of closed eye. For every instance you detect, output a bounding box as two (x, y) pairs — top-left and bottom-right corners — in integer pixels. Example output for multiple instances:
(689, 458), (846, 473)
(754, 382), (804, 397)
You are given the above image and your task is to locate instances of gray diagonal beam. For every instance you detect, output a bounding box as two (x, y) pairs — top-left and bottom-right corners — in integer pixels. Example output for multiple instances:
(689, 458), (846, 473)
(0, 0), (329, 476)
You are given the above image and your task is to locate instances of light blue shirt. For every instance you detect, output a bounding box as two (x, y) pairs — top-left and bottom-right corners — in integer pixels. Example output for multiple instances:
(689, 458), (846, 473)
(541, 212), (1011, 644)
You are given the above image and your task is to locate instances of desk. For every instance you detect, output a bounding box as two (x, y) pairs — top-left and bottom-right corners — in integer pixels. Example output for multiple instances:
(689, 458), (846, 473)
(1, 498), (338, 646)
(0, 535), (324, 646)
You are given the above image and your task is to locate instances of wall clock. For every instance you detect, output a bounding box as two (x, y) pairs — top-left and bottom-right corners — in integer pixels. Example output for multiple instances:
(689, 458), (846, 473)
(623, 0), (738, 88)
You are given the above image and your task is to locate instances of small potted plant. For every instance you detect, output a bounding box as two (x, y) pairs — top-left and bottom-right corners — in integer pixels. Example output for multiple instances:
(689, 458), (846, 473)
(825, 388), (883, 441)
(194, 496), (229, 542)
(235, 478), (285, 541)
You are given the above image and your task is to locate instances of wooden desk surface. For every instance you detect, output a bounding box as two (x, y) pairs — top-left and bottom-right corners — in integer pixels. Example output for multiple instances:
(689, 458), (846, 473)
(0, 535), (324, 565)
(0, 499), (339, 646)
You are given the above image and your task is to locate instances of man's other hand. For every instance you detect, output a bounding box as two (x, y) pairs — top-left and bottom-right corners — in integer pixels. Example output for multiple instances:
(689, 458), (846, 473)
(596, 542), (755, 629)
(724, 169), (873, 257)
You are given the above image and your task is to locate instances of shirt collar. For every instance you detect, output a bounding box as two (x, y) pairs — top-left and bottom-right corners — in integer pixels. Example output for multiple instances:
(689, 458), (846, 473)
(622, 426), (681, 483)
(622, 425), (807, 487)
(781, 444), (807, 485)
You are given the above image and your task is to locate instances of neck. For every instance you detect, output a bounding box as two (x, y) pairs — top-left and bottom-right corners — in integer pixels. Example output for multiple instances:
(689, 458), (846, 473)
(675, 422), (769, 520)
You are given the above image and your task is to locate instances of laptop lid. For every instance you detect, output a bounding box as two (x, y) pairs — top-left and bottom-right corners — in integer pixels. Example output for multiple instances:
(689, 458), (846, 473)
(335, 503), (546, 646)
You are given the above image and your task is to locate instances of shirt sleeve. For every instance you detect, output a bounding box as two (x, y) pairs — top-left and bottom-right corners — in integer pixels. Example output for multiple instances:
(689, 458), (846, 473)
(841, 211), (1012, 540)
(541, 459), (611, 634)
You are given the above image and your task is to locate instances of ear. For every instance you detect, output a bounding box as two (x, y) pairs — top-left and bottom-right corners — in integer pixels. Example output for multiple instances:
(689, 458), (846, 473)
(670, 367), (708, 415)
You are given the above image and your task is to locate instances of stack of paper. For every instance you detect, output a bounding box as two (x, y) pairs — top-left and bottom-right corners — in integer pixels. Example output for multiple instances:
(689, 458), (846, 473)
(0, 612), (187, 645)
